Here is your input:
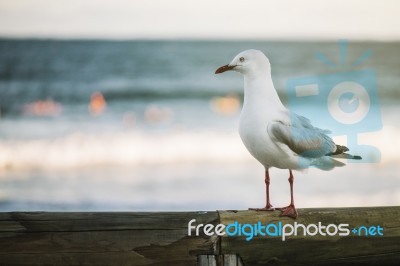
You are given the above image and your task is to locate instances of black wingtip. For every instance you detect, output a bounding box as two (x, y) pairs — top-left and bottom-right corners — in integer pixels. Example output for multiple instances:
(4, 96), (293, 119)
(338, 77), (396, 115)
(328, 145), (350, 156)
(338, 145), (349, 153)
(353, 155), (362, 160)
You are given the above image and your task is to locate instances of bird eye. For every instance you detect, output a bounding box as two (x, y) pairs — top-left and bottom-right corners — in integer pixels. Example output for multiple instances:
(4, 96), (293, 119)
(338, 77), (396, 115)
(239, 57), (245, 62)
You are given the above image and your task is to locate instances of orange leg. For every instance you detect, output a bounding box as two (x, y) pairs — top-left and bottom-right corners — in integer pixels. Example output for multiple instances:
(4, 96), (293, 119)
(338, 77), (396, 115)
(276, 170), (298, 219)
(249, 169), (274, 211)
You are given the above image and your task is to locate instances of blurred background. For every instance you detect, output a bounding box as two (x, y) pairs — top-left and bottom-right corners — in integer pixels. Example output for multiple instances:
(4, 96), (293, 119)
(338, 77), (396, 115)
(0, 0), (399, 211)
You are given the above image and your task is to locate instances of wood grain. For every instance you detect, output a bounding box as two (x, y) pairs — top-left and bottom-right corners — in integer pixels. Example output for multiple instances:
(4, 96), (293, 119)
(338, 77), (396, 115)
(0, 207), (399, 265)
(0, 211), (218, 265)
(219, 207), (400, 266)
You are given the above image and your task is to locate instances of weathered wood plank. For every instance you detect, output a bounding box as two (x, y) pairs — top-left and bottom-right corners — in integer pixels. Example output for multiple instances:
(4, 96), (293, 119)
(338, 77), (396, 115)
(223, 254), (243, 266)
(198, 255), (217, 266)
(197, 254), (244, 266)
(0, 208), (399, 265)
(0, 212), (216, 231)
(0, 252), (151, 266)
(0, 230), (202, 253)
(219, 207), (400, 266)
(0, 211), (219, 265)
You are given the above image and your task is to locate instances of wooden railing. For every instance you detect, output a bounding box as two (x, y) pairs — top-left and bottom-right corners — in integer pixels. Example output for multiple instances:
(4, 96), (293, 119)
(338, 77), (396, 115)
(0, 207), (399, 265)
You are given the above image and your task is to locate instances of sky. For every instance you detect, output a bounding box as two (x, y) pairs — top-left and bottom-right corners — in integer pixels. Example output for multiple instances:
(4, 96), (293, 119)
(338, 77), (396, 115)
(0, 0), (399, 40)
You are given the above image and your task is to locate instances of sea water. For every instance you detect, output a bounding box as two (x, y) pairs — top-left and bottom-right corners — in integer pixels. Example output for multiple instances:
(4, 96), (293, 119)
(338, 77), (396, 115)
(0, 40), (399, 211)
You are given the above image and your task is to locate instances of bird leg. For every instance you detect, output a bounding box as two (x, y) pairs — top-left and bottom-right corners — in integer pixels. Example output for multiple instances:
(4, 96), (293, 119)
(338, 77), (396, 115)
(249, 169), (275, 211)
(276, 170), (298, 219)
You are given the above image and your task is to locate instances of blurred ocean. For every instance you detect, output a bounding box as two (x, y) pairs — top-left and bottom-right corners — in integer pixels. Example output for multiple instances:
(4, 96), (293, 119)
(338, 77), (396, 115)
(0, 39), (399, 211)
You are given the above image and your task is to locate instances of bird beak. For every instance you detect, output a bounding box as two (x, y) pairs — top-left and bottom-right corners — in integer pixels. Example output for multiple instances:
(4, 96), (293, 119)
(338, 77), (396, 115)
(215, 64), (236, 74)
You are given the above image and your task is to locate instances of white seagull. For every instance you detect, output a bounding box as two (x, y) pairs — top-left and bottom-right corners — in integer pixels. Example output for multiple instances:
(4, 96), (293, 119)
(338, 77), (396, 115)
(215, 49), (361, 218)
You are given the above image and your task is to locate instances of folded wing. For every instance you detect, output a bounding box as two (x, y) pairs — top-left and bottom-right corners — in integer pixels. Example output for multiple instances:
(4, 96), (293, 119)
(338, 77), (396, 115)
(268, 111), (336, 158)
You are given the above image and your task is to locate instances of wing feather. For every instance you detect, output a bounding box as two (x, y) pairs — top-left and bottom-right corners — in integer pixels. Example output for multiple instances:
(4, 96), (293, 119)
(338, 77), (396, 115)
(268, 112), (336, 158)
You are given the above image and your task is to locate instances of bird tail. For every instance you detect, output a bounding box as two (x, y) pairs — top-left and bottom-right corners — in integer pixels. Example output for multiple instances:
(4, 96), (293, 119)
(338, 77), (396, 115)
(311, 157), (345, 171)
(300, 144), (362, 171)
(331, 153), (362, 160)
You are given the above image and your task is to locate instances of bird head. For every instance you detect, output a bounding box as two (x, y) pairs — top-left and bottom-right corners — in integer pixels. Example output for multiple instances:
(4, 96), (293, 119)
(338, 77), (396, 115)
(215, 49), (271, 76)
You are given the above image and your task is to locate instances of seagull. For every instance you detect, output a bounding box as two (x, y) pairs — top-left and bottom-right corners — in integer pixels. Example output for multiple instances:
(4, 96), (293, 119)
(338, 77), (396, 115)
(215, 49), (361, 219)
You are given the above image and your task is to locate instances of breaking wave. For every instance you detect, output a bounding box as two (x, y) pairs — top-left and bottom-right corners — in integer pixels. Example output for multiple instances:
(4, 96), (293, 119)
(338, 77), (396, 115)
(0, 126), (399, 172)
(0, 130), (251, 171)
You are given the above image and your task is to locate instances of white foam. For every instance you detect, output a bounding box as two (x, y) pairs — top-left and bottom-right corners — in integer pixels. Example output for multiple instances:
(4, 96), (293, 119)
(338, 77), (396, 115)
(0, 130), (251, 171)
(0, 126), (398, 172)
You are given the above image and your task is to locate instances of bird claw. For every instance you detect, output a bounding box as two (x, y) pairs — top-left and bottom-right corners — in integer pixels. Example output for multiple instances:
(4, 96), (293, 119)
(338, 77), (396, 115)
(276, 205), (298, 219)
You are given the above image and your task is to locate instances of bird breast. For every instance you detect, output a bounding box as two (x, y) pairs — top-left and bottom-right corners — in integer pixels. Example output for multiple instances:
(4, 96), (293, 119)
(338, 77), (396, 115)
(239, 109), (272, 162)
(238, 104), (293, 169)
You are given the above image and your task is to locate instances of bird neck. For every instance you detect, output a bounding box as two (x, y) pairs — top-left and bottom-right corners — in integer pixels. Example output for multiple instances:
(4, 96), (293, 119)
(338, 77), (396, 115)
(243, 74), (285, 112)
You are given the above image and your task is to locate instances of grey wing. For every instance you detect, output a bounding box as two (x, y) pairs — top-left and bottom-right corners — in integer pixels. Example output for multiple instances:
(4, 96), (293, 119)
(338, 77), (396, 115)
(268, 112), (336, 158)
